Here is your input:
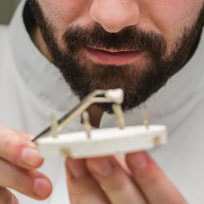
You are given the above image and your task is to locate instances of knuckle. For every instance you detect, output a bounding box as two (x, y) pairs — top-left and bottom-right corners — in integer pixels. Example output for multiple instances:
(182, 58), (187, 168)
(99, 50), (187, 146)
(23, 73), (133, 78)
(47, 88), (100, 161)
(0, 131), (24, 165)
(1, 134), (15, 156)
(0, 188), (15, 204)
(11, 171), (35, 197)
(12, 170), (29, 190)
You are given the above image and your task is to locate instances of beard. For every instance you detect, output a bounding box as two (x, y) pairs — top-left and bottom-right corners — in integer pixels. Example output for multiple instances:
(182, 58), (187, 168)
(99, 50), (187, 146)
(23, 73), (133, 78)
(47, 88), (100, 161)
(28, 0), (204, 112)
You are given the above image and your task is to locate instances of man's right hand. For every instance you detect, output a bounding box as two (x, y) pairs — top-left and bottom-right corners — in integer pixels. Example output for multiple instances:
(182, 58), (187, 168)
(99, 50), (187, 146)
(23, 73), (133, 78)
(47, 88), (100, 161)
(0, 125), (52, 204)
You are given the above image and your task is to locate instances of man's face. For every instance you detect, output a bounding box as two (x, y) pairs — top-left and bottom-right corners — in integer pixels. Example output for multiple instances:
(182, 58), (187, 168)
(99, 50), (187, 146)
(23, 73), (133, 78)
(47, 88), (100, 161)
(29, 0), (204, 111)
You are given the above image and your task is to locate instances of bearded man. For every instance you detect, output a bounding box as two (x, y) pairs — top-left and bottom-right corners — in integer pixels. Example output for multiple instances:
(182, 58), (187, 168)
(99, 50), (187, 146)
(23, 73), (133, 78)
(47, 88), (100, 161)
(0, 0), (203, 203)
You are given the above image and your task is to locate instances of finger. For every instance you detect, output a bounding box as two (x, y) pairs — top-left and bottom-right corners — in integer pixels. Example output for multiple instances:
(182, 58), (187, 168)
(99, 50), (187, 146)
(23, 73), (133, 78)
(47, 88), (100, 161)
(126, 152), (187, 204)
(65, 157), (110, 204)
(0, 187), (19, 204)
(0, 159), (52, 200)
(12, 129), (33, 140)
(87, 156), (147, 204)
(0, 126), (43, 169)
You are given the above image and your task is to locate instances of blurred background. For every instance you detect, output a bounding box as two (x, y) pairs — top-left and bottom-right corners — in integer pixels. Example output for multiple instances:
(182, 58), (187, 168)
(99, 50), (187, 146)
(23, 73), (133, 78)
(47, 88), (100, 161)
(0, 0), (20, 24)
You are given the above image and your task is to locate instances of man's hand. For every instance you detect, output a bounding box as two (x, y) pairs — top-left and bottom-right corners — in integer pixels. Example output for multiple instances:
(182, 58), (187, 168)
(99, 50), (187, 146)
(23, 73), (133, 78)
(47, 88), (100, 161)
(0, 126), (52, 204)
(66, 151), (187, 204)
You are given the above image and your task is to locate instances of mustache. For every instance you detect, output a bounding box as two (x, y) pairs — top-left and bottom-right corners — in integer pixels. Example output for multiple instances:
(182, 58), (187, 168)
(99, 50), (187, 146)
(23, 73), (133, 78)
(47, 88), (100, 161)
(63, 24), (166, 57)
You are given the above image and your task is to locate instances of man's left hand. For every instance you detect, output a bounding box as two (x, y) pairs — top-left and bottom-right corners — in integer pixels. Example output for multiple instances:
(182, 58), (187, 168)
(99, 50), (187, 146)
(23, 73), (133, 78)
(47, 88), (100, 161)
(66, 151), (187, 204)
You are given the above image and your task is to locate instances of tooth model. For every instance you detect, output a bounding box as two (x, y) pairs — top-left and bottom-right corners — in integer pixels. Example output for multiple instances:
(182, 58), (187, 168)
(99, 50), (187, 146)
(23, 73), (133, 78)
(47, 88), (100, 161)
(34, 89), (167, 158)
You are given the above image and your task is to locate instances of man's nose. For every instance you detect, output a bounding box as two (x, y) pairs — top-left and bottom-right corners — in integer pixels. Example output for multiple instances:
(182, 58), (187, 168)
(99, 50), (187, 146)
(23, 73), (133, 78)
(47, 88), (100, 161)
(90, 0), (140, 33)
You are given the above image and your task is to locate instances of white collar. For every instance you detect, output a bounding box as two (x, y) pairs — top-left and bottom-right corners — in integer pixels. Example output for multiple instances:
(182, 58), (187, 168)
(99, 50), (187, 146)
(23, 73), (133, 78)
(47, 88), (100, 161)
(8, 0), (79, 113)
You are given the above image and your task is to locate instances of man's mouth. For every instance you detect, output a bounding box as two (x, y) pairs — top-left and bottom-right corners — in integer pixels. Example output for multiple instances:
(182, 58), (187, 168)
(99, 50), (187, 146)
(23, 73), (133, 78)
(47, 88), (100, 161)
(86, 47), (143, 65)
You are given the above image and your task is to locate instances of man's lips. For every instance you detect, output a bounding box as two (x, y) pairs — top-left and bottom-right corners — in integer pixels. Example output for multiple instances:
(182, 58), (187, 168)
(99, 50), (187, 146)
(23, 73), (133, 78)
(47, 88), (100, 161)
(86, 47), (142, 65)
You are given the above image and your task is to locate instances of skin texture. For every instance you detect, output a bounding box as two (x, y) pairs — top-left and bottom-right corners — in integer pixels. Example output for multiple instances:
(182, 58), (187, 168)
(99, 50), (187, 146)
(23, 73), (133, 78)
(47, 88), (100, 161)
(0, 0), (204, 203)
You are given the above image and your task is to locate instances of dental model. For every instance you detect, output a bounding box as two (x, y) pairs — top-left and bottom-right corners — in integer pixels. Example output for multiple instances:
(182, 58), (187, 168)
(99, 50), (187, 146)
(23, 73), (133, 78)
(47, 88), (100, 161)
(33, 89), (167, 158)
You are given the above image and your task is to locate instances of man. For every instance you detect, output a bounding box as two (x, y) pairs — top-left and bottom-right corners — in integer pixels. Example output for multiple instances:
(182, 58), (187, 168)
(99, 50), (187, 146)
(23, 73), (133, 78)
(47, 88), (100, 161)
(0, 0), (203, 203)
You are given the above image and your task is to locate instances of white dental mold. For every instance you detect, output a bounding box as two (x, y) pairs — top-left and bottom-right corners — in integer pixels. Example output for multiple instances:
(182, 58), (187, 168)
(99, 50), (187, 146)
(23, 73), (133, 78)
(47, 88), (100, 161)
(34, 89), (167, 158)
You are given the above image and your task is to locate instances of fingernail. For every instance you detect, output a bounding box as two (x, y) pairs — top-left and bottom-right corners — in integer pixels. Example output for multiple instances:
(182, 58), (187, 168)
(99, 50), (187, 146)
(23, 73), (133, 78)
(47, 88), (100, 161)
(89, 159), (114, 177)
(67, 159), (88, 178)
(128, 152), (149, 171)
(34, 178), (51, 198)
(21, 148), (43, 167)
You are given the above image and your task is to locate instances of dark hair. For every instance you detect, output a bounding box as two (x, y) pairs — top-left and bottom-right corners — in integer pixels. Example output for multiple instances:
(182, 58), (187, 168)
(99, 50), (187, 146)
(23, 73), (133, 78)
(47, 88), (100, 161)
(23, 1), (36, 34)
